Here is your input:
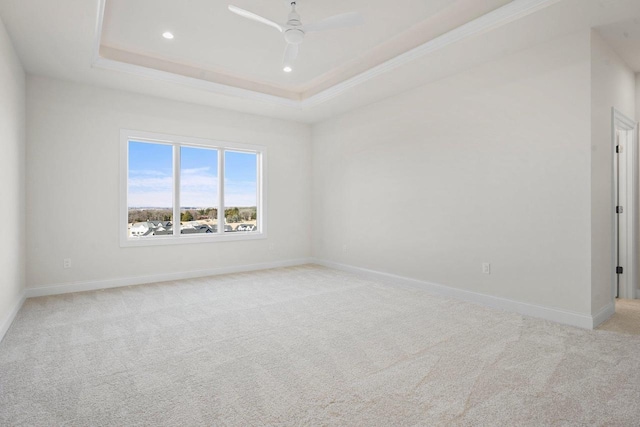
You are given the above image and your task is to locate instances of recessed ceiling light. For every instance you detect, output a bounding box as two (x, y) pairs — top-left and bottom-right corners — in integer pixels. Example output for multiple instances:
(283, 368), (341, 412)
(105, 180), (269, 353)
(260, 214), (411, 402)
(283, 66), (292, 73)
(162, 32), (174, 40)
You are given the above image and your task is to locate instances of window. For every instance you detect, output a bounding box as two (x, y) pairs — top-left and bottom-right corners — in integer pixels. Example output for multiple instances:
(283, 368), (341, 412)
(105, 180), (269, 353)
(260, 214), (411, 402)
(121, 130), (265, 246)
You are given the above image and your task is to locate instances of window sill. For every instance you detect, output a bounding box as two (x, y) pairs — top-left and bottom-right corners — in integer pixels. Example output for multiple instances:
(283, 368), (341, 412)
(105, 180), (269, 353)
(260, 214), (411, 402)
(120, 231), (267, 247)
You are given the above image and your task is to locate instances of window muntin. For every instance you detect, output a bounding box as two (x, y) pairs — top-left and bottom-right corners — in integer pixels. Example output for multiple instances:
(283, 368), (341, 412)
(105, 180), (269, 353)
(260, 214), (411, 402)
(121, 130), (265, 246)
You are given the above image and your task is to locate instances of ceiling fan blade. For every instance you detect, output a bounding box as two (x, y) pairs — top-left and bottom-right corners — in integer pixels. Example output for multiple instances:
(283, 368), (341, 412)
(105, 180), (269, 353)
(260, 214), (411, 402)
(283, 43), (299, 68)
(305, 11), (364, 33)
(228, 5), (283, 33)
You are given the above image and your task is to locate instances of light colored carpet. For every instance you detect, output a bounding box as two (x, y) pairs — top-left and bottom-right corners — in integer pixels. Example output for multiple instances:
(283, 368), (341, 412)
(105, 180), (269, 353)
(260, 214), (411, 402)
(1, 265), (640, 426)
(598, 299), (640, 335)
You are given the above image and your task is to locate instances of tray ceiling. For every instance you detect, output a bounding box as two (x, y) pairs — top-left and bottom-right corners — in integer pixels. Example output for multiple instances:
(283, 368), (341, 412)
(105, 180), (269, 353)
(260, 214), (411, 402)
(4, 0), (639, 122)
(98, 0), (512, 101)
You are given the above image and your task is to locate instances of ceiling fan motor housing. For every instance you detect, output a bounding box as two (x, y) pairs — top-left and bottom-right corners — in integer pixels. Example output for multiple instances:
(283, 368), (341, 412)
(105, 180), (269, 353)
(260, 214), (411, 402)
(284, 1), (304, 44)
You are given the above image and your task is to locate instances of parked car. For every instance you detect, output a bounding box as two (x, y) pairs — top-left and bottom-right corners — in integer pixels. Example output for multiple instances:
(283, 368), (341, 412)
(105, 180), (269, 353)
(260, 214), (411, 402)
(225, 224), (234, 232)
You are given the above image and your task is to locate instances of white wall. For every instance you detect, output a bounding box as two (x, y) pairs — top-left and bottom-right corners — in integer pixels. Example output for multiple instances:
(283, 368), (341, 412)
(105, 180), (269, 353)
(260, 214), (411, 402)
(590, 31), (636, 312)
(0, 16), (26, 336)
(26, 77), (311, 290)
(312, 31), (594, 316)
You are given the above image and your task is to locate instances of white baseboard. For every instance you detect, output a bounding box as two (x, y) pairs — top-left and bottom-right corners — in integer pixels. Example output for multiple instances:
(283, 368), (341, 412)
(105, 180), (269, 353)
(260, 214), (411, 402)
(21, 257), (614, 330)
(312, 258), (597, 330)
(591, 302), (615, 329)
(25, 258), (314, 298)
(0, 292), (26, 343)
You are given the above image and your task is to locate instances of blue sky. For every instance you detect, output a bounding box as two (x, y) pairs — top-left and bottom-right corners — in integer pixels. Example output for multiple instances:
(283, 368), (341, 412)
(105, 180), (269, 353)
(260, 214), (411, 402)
(128, 141), (257, 208)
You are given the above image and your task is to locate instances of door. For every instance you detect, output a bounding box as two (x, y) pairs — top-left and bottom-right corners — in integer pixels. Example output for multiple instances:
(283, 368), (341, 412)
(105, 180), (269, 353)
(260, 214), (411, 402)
(612, 108), (638, 301)
(616, 130), (628, 298)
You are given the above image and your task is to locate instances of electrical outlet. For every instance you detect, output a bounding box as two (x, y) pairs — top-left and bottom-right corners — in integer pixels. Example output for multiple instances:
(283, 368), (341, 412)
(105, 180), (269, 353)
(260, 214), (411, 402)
(269, 243), (276, 251)
(63, 258), (72, 269)
(342, 244), (348, 254)
(482, 262), (491, 275)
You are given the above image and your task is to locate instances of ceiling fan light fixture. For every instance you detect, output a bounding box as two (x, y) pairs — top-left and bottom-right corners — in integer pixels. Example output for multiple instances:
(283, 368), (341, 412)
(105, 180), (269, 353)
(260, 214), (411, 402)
(284, 28), (304, 44)
(162, 31), (174, 40)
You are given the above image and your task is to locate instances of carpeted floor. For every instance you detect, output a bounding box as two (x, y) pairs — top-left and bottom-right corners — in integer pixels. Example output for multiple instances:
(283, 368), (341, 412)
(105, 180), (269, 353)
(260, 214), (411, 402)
(598, 299), (640, 335)
(1, 265), (640, 426)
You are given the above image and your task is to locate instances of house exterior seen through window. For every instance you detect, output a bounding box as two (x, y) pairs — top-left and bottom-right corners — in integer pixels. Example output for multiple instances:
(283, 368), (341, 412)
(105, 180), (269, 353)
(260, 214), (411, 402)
(120, 130), (265, 246)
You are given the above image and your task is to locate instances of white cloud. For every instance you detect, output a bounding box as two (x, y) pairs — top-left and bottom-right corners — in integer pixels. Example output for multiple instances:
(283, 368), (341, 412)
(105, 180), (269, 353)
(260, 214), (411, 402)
(128, 191), (173, 208)
(128, 173), (172, 207)
(128, 176), (173, 190)
(224, 180), (257, 207)
(132, 169), (168, 177)
(182, 167), (211, 175)
(128, 170), (257, 208)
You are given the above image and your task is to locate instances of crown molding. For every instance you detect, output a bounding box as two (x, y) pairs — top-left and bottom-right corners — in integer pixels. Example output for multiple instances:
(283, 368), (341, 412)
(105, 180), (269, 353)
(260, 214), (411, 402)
(92, 0), (561, 110)
(301, 0), (562, 108)
(92, 56), (302, 108)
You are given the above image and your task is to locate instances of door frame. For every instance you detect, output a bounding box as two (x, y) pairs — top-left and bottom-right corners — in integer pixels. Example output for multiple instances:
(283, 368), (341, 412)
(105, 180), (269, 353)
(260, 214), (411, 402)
(612, 108), (638, 300)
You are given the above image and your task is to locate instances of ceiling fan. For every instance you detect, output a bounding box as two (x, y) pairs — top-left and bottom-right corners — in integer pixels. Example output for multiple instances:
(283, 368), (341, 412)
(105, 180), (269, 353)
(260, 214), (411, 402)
(228, 1), (364, 72)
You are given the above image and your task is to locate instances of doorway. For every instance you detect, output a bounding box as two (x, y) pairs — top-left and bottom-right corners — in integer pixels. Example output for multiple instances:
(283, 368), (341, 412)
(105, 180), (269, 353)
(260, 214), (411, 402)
(612, 108), (638, 300)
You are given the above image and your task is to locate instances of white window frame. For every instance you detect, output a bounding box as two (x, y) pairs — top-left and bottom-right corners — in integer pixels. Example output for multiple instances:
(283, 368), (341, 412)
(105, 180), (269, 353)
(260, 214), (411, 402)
(120, 129), (267, 247)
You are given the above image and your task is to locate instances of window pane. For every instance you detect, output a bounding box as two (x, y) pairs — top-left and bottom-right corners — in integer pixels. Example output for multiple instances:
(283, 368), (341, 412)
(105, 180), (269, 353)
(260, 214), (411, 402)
(180, 146), (219, 234)
(224, 151), (258, 233)
(128, 141), (173, 238)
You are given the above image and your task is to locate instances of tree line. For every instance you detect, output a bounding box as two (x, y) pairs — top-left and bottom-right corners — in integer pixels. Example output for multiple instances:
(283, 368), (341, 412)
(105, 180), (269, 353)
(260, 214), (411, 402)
(128, 207), (257, 224)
